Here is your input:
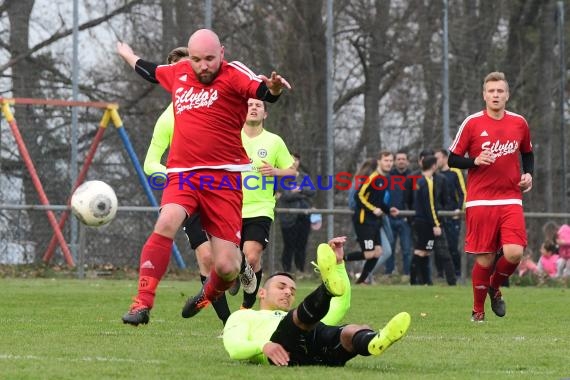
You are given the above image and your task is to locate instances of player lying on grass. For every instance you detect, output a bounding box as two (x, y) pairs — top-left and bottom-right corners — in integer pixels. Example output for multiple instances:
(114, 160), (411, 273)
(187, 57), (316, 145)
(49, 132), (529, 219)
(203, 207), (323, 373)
(222, 236), (411, 366)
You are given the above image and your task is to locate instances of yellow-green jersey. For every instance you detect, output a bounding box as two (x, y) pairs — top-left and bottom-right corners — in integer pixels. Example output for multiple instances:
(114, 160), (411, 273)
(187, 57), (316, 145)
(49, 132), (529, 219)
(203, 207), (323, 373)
(143, 103), (173, 175)
(241, 129), (294, 219)
(223, 263), (351, 364)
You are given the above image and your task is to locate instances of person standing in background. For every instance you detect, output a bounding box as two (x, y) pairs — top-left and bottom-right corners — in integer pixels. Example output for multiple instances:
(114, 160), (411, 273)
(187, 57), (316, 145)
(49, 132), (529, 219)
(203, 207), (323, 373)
(386, 150), (412, 279)
(278, 153), (316, 274)
(435, 149), (466, 278)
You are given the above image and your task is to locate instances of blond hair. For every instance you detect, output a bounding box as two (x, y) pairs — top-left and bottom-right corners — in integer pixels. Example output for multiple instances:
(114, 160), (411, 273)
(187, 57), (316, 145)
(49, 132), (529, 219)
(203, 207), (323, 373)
(483, 71), (509, 92)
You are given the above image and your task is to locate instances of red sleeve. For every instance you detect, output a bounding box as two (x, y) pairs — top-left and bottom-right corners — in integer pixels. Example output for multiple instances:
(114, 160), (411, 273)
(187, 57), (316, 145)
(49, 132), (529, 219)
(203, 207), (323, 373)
(155, 64), (175, 92)
(227, 61), (263, 99)
(520, 118), (532, 153)
(449, 117), (471, 156)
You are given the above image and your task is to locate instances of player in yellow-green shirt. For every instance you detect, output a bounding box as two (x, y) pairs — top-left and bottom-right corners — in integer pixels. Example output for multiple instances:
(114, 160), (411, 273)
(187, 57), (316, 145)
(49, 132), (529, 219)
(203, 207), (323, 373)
(223, 236), (411, 366)
(232, 98), (297, 309)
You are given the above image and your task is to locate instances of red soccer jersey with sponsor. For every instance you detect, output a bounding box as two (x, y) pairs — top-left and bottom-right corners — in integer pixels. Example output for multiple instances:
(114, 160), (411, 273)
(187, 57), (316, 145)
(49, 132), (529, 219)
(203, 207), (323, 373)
(155, 60), (261, 172)
(449, 109), (532, 207)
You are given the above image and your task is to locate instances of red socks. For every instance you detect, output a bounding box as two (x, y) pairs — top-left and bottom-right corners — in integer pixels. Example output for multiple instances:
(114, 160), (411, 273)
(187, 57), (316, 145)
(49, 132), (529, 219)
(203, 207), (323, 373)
(471, 261), (493, 313)
(490, 255), (519, 289)
(137, 232), (173, 308)
(203, 269), (235, 301)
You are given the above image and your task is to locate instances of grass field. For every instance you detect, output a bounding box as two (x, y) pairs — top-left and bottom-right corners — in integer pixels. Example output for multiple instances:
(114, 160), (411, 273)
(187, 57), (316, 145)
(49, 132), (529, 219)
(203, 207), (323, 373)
(1, 278), (569, 380)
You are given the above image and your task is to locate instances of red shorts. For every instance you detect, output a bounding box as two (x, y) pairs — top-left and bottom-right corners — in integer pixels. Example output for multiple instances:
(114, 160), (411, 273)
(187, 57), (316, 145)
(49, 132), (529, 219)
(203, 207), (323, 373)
(161, 170), (242, 245)
(464, 204), (527, 254)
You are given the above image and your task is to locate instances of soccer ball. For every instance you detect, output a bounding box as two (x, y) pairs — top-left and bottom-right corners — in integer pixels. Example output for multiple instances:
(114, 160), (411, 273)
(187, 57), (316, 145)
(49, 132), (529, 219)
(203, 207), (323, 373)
(71, 180), (118, 227)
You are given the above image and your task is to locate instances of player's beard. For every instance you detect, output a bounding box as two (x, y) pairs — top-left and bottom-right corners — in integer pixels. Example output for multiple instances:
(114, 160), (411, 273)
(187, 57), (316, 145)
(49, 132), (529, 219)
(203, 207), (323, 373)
(197, 66), (220, 85)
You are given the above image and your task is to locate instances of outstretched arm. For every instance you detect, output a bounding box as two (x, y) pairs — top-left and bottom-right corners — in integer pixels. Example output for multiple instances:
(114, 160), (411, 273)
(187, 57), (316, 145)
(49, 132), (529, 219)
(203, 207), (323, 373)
(116, 41), (140, 69)
(116, 41), (159, 83)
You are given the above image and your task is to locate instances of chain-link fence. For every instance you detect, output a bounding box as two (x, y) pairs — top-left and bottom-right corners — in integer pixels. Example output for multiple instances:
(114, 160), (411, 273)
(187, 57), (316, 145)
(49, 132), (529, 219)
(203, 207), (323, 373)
(1, 202), (569, 282)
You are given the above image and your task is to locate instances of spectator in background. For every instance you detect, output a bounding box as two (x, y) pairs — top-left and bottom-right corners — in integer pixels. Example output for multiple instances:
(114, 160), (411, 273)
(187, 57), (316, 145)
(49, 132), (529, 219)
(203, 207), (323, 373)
(435, 149), (466, 277)
(405, 149), (456, 286)
(346, 152), (398, 284)
(556, 224), (570, 277)
(385, 150), (412, 279)
(346, 158), (377, 280)
(278, 153), (316, 274)
(369, 152), (397, 281)
(542, 221), (560, 244)
(516, 249), (538, 277)
(410, 156), (441, 285)
(537, 240), (559, 278)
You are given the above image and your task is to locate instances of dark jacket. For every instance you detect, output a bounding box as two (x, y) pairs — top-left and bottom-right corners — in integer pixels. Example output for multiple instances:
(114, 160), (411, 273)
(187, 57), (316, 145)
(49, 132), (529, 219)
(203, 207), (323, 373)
(277, 171), (316, 228)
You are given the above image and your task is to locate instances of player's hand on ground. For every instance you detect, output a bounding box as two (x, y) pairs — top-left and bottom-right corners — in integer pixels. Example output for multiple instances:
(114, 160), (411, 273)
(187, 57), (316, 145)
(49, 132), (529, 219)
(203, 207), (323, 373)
(263, 342), (290, 366)
(258, 72), (291, 95)
(328, 236), (347, 263)
(474, 150), (495, 166)
(518, 173), (532, 193)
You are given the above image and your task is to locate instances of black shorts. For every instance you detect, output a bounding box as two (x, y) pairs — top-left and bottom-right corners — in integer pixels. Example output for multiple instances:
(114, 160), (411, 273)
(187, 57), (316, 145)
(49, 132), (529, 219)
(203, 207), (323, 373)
(183, 214), (208, 249)
(269, 311), (356, 366)
(353, 223), (381, 252)
(413, 219), (435, 252)
(241, 216), (272, 250)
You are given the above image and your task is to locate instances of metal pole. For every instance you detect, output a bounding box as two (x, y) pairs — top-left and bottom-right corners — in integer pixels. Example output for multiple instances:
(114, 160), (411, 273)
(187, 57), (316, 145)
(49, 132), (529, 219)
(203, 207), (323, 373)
(71, 0), (80, 273)
(77, 223), (86, 279)
(558, 1), (567, 215)
(326, 0), (334, 240)
(442, 0), (450, 149)
(204, 0), (212, 29)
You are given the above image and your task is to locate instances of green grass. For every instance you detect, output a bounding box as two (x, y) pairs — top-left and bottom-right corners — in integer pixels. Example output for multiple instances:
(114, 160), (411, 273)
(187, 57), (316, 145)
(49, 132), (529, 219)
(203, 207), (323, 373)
(1, 278), (569, 380)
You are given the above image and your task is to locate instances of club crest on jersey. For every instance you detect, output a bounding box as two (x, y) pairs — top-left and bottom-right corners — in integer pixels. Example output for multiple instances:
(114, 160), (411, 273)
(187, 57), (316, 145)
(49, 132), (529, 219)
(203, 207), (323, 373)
(257, 149), (268, 158)
(481, 139), (519, 158)
(174, 87), (219, 114)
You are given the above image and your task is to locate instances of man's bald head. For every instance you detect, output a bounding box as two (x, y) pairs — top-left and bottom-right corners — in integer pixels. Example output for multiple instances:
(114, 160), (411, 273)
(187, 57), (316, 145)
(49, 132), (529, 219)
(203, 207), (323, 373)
(186, 29), (224, 84)
(188, 29), (222, 50)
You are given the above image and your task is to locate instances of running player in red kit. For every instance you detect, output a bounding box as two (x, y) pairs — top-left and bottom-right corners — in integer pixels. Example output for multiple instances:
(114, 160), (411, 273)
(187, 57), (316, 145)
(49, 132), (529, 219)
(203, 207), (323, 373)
(448, 72), (533, 322)
(116, 29), (291, 325)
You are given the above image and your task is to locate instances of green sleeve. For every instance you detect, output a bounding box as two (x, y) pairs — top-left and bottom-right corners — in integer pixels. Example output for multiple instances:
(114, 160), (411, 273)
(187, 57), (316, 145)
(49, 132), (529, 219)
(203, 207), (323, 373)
(143, 103), (174, 176)
(223, 310), (270, 364)
(320, 262), (351, 325)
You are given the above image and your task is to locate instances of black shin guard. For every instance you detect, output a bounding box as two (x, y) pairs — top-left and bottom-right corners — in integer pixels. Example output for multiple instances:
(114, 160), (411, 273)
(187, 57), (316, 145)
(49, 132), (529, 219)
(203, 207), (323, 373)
(296, 284), (332, 325)
(355, 258), (378, 284)
(351, 329), (376, 356)
(420, 256), (431, 285)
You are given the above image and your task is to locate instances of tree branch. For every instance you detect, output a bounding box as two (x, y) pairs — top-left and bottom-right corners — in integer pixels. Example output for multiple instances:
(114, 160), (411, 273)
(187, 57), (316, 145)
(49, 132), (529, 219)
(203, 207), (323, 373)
(0, 0), (144, 73)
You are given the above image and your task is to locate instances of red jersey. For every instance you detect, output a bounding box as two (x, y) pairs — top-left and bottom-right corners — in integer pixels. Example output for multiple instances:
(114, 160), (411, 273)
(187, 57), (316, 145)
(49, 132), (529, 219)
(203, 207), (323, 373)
(155, 60), (261, 172)
(449, 109), (532, 207)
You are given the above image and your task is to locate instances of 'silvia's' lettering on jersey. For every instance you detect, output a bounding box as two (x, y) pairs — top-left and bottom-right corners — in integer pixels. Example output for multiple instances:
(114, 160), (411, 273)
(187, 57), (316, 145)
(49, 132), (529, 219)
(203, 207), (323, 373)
(449, 109), (532, 207)
(155, 60), (261, 173)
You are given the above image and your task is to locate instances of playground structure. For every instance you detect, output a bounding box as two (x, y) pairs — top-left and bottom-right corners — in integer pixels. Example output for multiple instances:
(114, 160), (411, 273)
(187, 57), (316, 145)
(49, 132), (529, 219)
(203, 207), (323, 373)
(0, 97), (186, 269)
